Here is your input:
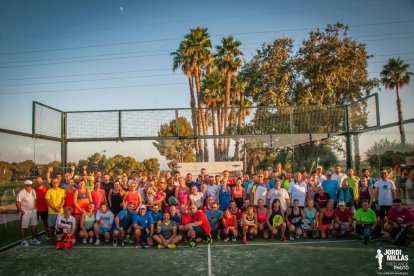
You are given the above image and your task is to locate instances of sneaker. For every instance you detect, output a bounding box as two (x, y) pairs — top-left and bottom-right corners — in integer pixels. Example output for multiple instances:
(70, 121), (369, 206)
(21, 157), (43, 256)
(104, 240), (110, 243)
(206, 235), (213, 244)
(223, 237), (229, 242)
(31, 239), (41, 245)
(168, 244), (176, 250)
(295, 234), (300, 240)
(94, 239), (100, 246)
(242, 237), (247, 244)
(232, 237), (237, 242)
(158, 244), (165, 249)
(123, 238), (130, 243)
(121, 240), (125, 247)
(20, 240), (30, 247)
(134, 242), (141, 248)
(113, 240), (117, 247)
(141, 243), (150, 248)
(281, 236), (287, 242)
(289, 234), (294, 241)
(82, 238), (87, 244)
(89, 238), (94, 244)
(216, 235), (221, 241)
(189, 241), (197, 248)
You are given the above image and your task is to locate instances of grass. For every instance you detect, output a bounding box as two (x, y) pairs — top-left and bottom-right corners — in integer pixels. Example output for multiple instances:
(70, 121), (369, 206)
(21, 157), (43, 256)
(0, 238), (413, 275)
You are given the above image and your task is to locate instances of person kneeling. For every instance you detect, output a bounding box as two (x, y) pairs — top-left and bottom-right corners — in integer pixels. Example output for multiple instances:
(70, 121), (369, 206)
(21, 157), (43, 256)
(355, 200), (381, 244)
(56, 207), (76, 248)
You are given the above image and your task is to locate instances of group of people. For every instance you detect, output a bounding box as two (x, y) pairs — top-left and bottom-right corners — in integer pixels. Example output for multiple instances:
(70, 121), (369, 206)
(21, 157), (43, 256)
(15, 163), (414, 248)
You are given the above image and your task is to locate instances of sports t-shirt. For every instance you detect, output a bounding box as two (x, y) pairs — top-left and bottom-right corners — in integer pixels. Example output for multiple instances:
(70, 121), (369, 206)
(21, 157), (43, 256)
(334, 208), (353, 222)
(56, 214), (76, 231)
(267, 188), (289, 211)
(322, 180), (339, 202)
(206, 185), (220, 201)
(150, 211), (162, 224)
(355, 208), (377, 224)
(91, 190), (106, 211)
(193, 210), (211, 235)
(345, 176), (360, 200)
(387, 208), (414, 225)
(189, 192), (204, 208)
(117, 208), (134, 228)
(180, 212), (192, 226)
(252, 183), (268, 205)
(205, 209), (223, 229)
(158, 220), (177, 239)
(288, 182), (307, 207)
(313, 192), (330, 209)
(34, 185), (48, 212)
(16, 189), (37, 211)
(133, 212), (154, 229)
(332, 173), (347, 187)
(374, 179), (396, 206)
(45, 187), (66, 214)
(96, 210), (114, 229)
(222, 214), (236, 228)
(230, 208), (243, 222)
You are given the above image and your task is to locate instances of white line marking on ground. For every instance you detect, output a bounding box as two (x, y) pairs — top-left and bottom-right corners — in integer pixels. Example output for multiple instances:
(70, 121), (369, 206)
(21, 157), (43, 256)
(210, 239), (361, 247)
(208, 243), (212, 276)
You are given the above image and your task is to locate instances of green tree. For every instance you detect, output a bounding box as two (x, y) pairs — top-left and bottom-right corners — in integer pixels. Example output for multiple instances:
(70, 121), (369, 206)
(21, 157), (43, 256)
(380, 58), (413, 144)
(141, 158), (160, 173)
(153, 117), (195, 169)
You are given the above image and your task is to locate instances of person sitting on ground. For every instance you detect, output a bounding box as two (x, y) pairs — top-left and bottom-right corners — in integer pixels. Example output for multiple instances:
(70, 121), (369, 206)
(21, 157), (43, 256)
(229, 200), (243, 228)
(302, 199), (318, 238)
(318, 199), (335, 239)
(133, 204), (154, 248)
(334, 200), (354, 237)
(355, 199), (381, 244)
(221, 208), (238, 242)
(286, 199), (303, 240)
(266, 198), (287, 241)
(178, 204), (192, 240)
(79, 202), (96, 244)
(153, 211), (182, 249)
(186, 204), (212, 247)
(384, 199), (414, 245)
(112, 202), (135, 246)
(55, 207), (76, 245)
(205, 202), (223, 240)
(242, 204), (258, 244)
(94, 202), (114, 246)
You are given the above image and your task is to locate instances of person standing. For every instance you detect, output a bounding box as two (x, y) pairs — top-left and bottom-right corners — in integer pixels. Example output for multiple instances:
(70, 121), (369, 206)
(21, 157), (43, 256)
(33, 176), (49, 239)
(374, 169), (397, 222)
(332, 164), (347, 187)
(288, 172), (307, 209)
(16, 180), (41, 247)
(322, 172), (339, 205)
(45, 178), (66, 244)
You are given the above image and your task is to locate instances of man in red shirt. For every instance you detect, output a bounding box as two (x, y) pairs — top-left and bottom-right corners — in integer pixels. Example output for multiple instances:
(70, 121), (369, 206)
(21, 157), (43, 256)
(178, 204), (192, 240)
(186, 204), (211, 247)
(334, 201), (353, 236)
(34, 176), (49, 238)
(313, 186), (330, 210)
(385, 199), (414, 244)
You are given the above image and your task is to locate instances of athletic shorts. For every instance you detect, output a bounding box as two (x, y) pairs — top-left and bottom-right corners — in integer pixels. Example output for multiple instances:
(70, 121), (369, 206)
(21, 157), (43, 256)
(318, 224), (331, 231)
(37, 211), (48, 221)
(47, 214), (58, 227)
(377, 205), (391, 218)
(193, 226), (208, 239)
(21, 210), (38, 228)
(99, 226), (111, 236)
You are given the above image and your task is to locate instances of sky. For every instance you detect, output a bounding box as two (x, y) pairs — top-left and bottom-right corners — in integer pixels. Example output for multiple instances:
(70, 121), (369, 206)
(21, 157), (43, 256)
(0, 0), (413, 168)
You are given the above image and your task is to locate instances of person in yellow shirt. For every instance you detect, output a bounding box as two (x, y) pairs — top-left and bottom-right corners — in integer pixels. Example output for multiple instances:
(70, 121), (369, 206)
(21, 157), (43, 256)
(45, 178), (66, 244)
(344, 169), (360, 209)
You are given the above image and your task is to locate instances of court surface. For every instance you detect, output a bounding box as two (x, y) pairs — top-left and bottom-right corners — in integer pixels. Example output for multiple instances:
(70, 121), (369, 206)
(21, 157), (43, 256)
(1, 237), (413, 275)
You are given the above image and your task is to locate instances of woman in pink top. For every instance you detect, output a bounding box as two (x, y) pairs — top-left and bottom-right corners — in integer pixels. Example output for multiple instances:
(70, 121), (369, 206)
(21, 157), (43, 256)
(231, 178), (246, 209)
(175, 177), (190, 206)
(256, 199), (269, 238)
(91, 181), (106, 211)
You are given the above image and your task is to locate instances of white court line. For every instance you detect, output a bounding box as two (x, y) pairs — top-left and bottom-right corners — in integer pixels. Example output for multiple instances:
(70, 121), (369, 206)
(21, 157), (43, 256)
(207, 243), (212, 276)
(210, 239), (362, 247)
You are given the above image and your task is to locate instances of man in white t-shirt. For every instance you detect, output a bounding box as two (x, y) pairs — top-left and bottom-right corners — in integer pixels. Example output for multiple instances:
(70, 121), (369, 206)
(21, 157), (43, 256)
(250, 173), (269, 207)
(288, 172), (307, 208)
(55, 206), (76, 243)
(267, 178), (290, 211)
(332, 164), (347, 187)
(316, 166), (326, 183)
(374, 169), (396, 220)
(16, 180), (41, 247)
(206, 175), (220, 202)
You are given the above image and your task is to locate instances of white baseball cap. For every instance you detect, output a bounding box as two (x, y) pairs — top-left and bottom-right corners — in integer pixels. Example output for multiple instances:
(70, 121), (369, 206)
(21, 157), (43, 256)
(24, 180), (33, 185)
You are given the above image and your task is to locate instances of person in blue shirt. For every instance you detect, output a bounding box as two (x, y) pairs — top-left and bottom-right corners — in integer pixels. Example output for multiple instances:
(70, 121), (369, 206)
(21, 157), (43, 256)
(185, 173), (196, 189)
(358, 168), (376, 188)
(322, 172), (339, 203)
(169, 205), (181, 224)
(112, 202), (135, 246)
(133, 205), (154, 248)
(149, 204), (162, 225)
(205, 202), (223, 240)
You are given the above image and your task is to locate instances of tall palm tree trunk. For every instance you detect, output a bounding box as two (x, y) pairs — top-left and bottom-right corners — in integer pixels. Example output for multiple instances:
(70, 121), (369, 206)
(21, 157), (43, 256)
(203, 108), (209, 162)
(217, 107), (223, 161)
(396, 85), (406, 145)
(187, 73), (200, 161)
(211, 107), (218, 161)
(194, 69), (205, 161)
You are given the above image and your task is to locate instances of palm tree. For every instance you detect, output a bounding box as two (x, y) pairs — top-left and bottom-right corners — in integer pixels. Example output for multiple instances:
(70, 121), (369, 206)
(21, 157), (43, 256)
(202, 72), (225, 160)
(185, 27), (213, 161)
(215, 36), (243, 158)
(380, 58), (413, 144)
